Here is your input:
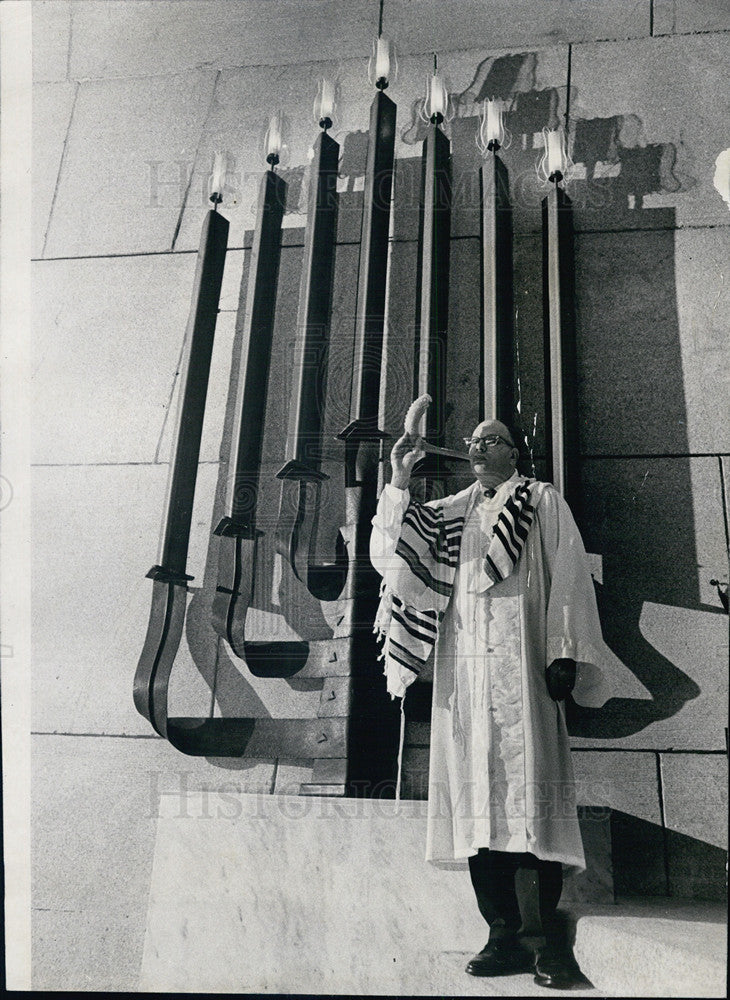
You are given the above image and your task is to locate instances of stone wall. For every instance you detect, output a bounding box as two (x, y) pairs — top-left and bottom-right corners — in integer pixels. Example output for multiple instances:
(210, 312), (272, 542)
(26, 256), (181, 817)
(31, 0), (729, 988)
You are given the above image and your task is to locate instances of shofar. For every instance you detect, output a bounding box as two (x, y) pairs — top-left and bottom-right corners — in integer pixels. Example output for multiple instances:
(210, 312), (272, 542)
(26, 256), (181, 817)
(402, 393), (469, 461)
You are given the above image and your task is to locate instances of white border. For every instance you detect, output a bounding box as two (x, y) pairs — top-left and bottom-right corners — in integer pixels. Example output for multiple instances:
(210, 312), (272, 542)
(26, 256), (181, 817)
(0, 0), (33, 989)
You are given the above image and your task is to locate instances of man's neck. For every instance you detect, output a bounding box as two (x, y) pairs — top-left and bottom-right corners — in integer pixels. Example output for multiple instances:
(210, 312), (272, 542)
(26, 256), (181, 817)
(473, 469), (516, 491)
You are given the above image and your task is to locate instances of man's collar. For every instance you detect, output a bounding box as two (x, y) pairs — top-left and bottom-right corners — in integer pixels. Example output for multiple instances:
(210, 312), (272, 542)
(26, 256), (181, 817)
(473, 470), (521, 499)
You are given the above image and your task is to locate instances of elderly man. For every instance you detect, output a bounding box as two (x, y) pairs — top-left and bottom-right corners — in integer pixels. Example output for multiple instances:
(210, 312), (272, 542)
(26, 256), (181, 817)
(370, 418), (611, 990)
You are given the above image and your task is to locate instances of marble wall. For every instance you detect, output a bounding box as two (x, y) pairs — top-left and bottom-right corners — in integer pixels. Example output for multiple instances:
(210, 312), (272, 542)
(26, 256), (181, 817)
(30, 0), (729, 989)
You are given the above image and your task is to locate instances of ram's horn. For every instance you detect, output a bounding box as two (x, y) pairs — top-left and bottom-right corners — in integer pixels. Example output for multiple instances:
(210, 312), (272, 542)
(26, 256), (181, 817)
(404, 393), (431, 435)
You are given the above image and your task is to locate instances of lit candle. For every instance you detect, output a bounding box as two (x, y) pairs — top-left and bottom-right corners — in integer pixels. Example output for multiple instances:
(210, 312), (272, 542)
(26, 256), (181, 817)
(428, 72), (446, 119)
(209, 151), (227, 202)
(486, 101), (501, 144)
(375, 35), (390, 82)
(477, 99), (505, 153)
(546, 128), (565, 176)
(265, 113), (282, 163)
(315, 78), (335, 124)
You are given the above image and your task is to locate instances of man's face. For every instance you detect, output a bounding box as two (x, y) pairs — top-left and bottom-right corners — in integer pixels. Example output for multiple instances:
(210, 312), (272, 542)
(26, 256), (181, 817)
(466, 419), (518, 480)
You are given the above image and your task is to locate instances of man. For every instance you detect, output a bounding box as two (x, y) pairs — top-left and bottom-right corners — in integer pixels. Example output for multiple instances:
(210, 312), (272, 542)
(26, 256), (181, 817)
(370, 418), (611, 989)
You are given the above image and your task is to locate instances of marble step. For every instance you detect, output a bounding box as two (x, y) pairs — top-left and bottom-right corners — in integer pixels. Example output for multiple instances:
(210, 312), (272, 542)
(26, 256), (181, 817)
(139, 791), (725, 996)
(571, 897), (727, 998)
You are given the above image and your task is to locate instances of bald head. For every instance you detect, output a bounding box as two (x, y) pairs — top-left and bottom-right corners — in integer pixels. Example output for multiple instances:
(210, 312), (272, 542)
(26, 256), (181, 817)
(470, 419), (515, 446)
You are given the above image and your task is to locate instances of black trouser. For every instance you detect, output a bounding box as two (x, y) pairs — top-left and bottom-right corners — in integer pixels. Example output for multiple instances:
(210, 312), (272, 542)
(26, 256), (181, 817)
(467, 849), (563, 951)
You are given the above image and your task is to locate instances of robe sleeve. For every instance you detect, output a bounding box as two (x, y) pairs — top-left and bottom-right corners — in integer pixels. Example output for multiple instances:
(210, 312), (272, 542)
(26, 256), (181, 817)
(369, 483), (411, 585)
(537, 486), (613, 708)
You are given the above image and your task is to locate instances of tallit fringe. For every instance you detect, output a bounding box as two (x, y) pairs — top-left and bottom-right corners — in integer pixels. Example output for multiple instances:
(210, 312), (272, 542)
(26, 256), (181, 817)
(395, 691), (406, 803)
(373, 580), (396, 696)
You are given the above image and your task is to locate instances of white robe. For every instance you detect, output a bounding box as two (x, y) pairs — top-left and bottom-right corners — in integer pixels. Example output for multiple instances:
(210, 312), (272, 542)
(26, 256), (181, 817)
(370, 474), (612, 870)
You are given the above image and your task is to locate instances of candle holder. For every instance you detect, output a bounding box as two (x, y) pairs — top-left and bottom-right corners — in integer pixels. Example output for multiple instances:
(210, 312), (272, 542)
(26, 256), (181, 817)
(419, 56), (453, 127)
(537, 125), (574, 186)
(208, 150), (227, 206)
(263, 112), (287, 169)
(313, 78), (338, 133)
(368, 35), (397, 91)
(476, 99), (511, 156)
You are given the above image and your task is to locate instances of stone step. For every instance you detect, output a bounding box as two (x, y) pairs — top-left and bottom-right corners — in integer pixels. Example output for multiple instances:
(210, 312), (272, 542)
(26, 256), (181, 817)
(572, 897), (727, 998)
(139, 791), (726, 996)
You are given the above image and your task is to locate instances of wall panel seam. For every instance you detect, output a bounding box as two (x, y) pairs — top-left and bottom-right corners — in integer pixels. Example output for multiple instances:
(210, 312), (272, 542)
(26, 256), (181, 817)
(40, 80), (79, 259)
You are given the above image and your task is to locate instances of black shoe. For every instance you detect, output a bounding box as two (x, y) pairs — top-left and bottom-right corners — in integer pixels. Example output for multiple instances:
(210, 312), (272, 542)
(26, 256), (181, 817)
(465, 939), (533, 977)
(533, 949), (585, 989)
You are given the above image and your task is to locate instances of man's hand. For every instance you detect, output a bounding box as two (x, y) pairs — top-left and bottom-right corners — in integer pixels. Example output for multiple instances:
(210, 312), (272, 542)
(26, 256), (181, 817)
(545, 658), (576, 701)
(390, 433), (425, 490)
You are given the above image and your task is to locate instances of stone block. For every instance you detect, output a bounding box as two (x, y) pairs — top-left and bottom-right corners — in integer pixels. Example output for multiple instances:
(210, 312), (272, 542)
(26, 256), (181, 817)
(32, 82), (76, 258)
(273, 758), (314, 793)
(660, 753), (728, 850)
(32, 0), (71, 83)
(400, 745), (430, 801)
(139, 791), (614, 994)
(156, 310), (238, 466)
(172, 63), (381, 253)
(575, 228), (730, 456)
(578, 457), (727, 611)
(573, 897), (728, 998)
(299, 783), (347, 796)
(31, 733), (276, 991)
(654, 0), (730, 35)
(32, 463), (220, 736)
(386, 0), (649, 53)
(311, 758), (347, 785)
(569, 34), (730, 230)
(69, 1), (375, 79)
(33, 254), (202, 465)
(131, 794), (485, 992)
(218, 247), (245, 314)
(665, 827), (728, 901)
(572, 751), (661, 822)
(213, 642), (326, 719)
(574, 229), (684, 455)
(318, 677), (350, 718)
(287, 639), (352, 678)
(43, 71), (218, 257)
(196, 716), (347, 760)
(610, 812), (669, 896)
(567, 807), (614, 904)
(673, 227), (730, 454)
(570, 599), (727, 752)
(569, 459), (727, 751)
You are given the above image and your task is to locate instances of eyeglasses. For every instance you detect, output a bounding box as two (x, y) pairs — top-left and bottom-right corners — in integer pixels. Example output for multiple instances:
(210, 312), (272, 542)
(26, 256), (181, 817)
(463, 434), (514, 451)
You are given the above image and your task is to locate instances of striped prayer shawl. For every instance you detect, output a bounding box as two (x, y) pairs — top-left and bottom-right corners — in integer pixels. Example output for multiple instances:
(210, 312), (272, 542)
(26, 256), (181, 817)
(374, 478), (536, 697)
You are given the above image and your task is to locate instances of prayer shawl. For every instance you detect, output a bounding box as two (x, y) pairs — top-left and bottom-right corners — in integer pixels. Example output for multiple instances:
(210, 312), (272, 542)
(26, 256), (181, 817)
(373, 478), (536, 699)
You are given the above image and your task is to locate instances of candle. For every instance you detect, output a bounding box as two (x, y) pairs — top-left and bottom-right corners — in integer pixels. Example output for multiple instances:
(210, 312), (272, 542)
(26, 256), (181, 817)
(375, 35), (390, 82)
(209, 151), (227, 202)
(265, 113), (282, 161)
(318, 78), (335, 121)
(486, 101), (501, 144)
(477, 99), (506, 153)
(428, 72), (446, 119)
(546, 128), (565, 176)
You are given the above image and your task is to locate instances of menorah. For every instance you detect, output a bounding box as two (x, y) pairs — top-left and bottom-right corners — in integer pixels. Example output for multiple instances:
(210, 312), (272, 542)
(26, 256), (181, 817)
(133, 46), (579, 793)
